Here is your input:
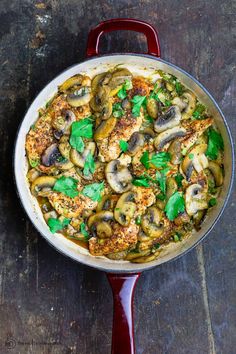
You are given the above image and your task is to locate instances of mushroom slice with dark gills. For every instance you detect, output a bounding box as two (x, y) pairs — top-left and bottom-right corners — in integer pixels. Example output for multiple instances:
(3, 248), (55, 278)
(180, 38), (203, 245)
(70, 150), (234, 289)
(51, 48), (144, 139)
(181, 144), (208, 180)
(88, 211), (114, 239)
(41, 143), (61, 166)
(154, 126), (187, 150)
(127, 132), (145, 156)
(108, 68), (132, 90)
(181, 91), (196, 120)
(53, 110), (76, 139)
(67, 86), (91, 107)
(146, 97), (160, 119)
(185, 183), (208, 216)
(154, 105), (181, 133)
(91, 72), (112, 93)
(90, 86), (110, 112)
(94, 116), (117, 141)
(141, 207), (165, 238)
(114, 191), (137, 226)
(31, 176), (56, 197)
(70, 142), (96, 168)
(168, 139), (182, 164)
(59, 74), (91, 92)
(105, 159), (133, 193)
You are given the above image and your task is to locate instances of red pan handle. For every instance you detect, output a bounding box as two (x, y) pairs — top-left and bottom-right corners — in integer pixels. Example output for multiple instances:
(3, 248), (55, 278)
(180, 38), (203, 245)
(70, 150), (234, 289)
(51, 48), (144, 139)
(107, 273), (141, 354)
(86, 18), (161, 58)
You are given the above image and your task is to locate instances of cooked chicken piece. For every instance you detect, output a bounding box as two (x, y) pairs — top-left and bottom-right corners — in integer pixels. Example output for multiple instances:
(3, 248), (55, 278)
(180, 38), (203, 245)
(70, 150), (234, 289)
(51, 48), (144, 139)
(25, 113), (55, 163)
(51, 95), (92, 122)
(181, 118), (213, 154)
(132, 143), (155, 176)
(132, 186), (156, 215)
(139, 218), (173, 250)
(89, 222), (139, 256)
(97, 113), (143, 162)
(48, 192), (97, 218)
(129, 76), (151, 97)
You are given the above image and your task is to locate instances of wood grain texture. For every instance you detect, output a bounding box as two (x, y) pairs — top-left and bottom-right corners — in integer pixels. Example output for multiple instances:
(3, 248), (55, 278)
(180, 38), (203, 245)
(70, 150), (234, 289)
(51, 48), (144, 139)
(0, 0), (235, 353)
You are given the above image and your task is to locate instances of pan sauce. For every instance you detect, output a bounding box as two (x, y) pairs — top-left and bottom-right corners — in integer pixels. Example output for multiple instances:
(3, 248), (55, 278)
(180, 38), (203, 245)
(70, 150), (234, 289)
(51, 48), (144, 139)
(25, 67), (224, 263)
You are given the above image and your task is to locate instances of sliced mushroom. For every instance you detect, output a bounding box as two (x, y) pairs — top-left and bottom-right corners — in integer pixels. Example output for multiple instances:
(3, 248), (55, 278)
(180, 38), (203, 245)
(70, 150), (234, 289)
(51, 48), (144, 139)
(96, 195), (117, 212)
(59, 140), (71, 159)
(94, 116), (117, 141)
(100, 100), (112, 120)
(31, 176), (56, 196)
(146, 98), (160, 119)
(181, 91), (196, 120)
(208, 161), (223, 187)
(193, 210), (206, 230)
(127, 132), (145, 156)
(114, 191), (136, 226)
(130, 254), (156, 263)
(154, 126), (187, 150)
(55, 158), (74, 170)
(53, 110), (76, 139)
(185, 183), (208, 216)
(91, 72), (112, 93)
(154, 105), (181, 133)
(181, 144), (208, 180)
(105, 160), (132, 193)
(41, 144), (61, 167)
(174, 212), (190, 226)
(67, 87), (91, 107)
(141, 128), (156, 140)
(166, 177), (178, 199)
(172, 96), (188, 111)
(59, 74), (83, 92)
(107, 250), (128, 260)
(70, 142), (96, 168)
(168, 140), (182, 164)
(88, 211), (114, 239)
(43, 210), (58, 222)
(90, 86), (110, 112)
(125, 249), (151, 261)
(141, 207), (164, 238)
(27, 168), (41, 182)
(108, 68), (132, 89)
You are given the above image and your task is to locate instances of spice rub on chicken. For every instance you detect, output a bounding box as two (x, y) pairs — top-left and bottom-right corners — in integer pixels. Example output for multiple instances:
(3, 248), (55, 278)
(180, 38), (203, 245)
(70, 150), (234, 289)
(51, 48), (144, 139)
(25, 67), (224, 263)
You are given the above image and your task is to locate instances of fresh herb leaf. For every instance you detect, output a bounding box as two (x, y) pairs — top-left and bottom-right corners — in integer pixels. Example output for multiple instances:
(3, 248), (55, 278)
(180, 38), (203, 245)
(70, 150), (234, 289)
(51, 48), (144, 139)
(119, 140), (128, 152)
(165, 99), (172, 107)
(131, 95), (147, 117)
(209, 198), (217, 207)
(81, 182), (104, 202)
(156, 171), (167, 194)
(80, 222), (89, 238)
(69, 135), (84, 153)
(29, 158), (39, 168)
(192, 103), (206, 119)
(188, 153), (194, 160)
(144, 114), (154, 123)
(48, 217), (71, 233)
(165, 192), (185, 221)
(53, 176), (79, 198)
(173, 233), (181, 242)
(83, 152), (95, 176)
(175, 81), (184, 95)
(149, 152), (171, 168)
(152, 243), (160, 250)
(175, 173), (184, 188)
(157, 193), (166, 201)
(124, 79), (133, 90)
(206, 128), (224, 160)
(132, 177), (150, 187)
(140, 151), (150, 169)
(117, 86), (127, 100)
(70, 118), (93, 153)
(135, 215), (142, 225)
(112, 102), (125, 118)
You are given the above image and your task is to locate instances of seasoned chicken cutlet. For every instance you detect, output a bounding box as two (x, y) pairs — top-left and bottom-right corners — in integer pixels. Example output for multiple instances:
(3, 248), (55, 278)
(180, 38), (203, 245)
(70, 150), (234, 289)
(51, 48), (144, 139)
(89, 222), (139, 256)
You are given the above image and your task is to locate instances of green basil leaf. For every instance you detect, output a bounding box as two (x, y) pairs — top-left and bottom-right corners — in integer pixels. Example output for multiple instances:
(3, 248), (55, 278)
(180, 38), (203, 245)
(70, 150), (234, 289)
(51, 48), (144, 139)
(165, 191), (185, 221)
(53, 176), (79, 198)
(119, 140), (129, 152)
(81, 182), (104, 202)
(48, 217), (71, 233)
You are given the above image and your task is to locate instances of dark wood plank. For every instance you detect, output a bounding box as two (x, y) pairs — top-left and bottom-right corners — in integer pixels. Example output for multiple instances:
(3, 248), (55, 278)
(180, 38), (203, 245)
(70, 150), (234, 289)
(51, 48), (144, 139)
(0, 0), (235, 353)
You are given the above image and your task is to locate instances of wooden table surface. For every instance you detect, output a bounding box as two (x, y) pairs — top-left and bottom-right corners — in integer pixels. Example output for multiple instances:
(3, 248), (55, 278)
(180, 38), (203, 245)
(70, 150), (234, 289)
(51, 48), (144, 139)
(0, 1), (235, 353)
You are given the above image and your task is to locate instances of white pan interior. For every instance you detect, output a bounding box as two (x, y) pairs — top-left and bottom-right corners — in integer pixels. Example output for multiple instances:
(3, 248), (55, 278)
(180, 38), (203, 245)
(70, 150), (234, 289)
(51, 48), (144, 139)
(14, 54), (234, 272)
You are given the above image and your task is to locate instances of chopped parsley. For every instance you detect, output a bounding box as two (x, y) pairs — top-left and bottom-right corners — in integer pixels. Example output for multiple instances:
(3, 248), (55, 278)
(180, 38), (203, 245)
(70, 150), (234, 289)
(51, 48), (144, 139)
(112, 102), (125, 118)
(149, 152), (171, 168)
(81, 182), (104, 202)
(53, 176), (79, 198)
(70, 118), (93, 153)
(83, 152), (95, 176)
(80, 222), (89, 239)
(135, 215), (142, 225)
(175, 81), (184, 95)
(209, 198), (217, 207)
(119, 140), (129, 152)
(165, 192), (185, 221)
(206, 128), (224, 160)
(155, 169), (169, 194)
(144, 114), (154, 123)
(117, 79), (133, 99)
(29, 158), (40, 168)
(192, 103), (206, 119)
(48, 217), (71, 233)
(188, 153), (194, 160)
(132, 176), (150, 187)
(131, 95), (147, 117)
(140, 151), (150, 169)
(175, 173), (184, 188)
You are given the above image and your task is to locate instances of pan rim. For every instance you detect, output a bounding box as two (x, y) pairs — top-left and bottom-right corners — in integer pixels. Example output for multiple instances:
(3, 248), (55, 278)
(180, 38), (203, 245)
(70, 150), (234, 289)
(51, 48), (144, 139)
(14, 53), (235, 273)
